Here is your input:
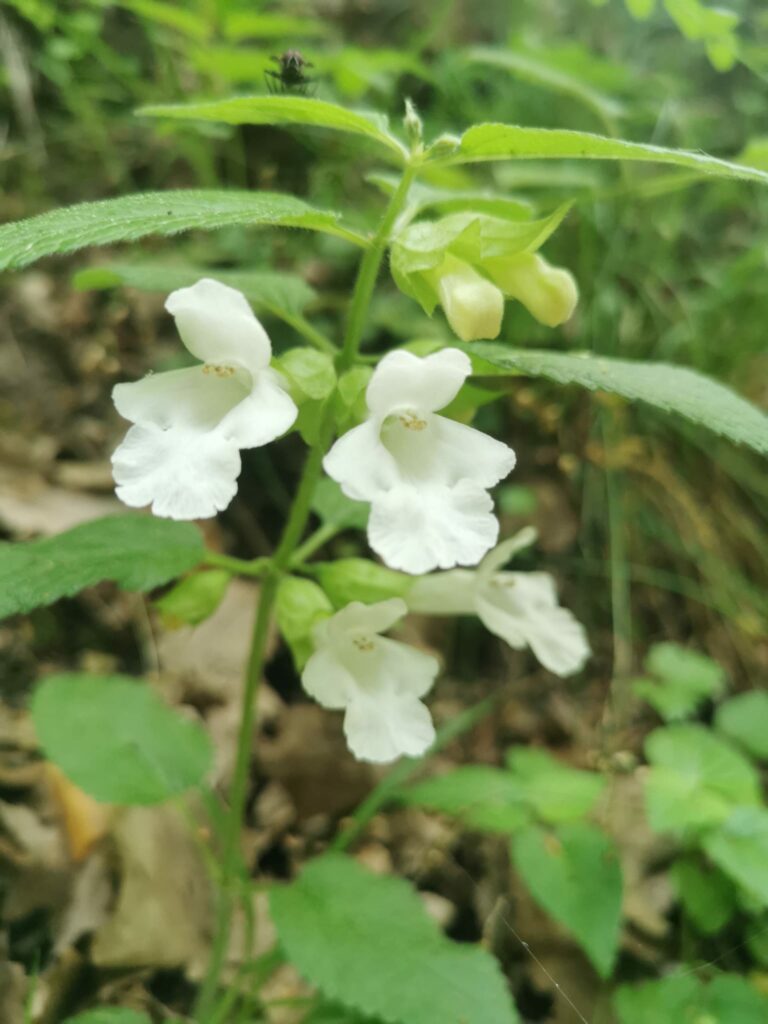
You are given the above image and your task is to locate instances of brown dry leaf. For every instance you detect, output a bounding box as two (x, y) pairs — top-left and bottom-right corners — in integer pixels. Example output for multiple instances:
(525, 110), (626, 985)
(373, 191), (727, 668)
(44, 764), (113, 863)
(91, 804), (213, 974)
(0, 799), (70, 921)
(0, 465), (121, 537)
(0, 958), (27, 1024)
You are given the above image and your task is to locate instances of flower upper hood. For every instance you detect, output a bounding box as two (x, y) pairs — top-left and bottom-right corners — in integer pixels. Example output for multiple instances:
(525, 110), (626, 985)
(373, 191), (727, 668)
(111, 278), (297, 520)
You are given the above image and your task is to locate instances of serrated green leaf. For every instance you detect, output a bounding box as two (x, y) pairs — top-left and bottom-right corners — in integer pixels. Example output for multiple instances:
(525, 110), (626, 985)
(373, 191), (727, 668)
(704, 807), (768, 905)
(270, 853), (520, 1024)
(644, 724), (760, 834)
(0, 515), (204, 620)
(154, 569), (230, 627)
(467, 344), (768, 455)
(715, 692), (768, 760)
(512, 823), (622, 977)
(402, 766), (532, 833)
(140, 96), (406, 162)
(314, 559), (411, 608)
(505, 748), (605, 824)
(671, 857), (736, 934)
(74, 262), (316, 320)
(0, 191), (362, 272)
(615, 973), (768, 1024)
(311, 480), (369, 531)
(32, 674), (212, 805)
(451, 124), (768, 186)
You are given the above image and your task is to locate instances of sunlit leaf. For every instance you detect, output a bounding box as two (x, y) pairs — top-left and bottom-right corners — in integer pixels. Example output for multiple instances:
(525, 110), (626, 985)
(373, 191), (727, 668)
(715, 691), (768, 760)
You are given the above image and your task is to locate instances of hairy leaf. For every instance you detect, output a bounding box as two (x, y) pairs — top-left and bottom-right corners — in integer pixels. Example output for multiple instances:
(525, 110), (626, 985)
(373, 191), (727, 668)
(451, 124), (768, 186)
(0, 515), (204, 620)
(468, 344), (768, 455)
(32, 674), (212, 804)
(140, 96), (406, 161)
(271, 853), (520, 1024)
(0, 190), (361, 271)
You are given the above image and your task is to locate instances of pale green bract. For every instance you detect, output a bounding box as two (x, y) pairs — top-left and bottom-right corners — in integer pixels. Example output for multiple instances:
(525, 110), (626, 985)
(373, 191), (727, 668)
(0, 190), (363, 272)
(270, 853), (520, 1024)
(466, 344), (768, 455)
(139, 95), (407, 162)
(0, 515), (204, 620)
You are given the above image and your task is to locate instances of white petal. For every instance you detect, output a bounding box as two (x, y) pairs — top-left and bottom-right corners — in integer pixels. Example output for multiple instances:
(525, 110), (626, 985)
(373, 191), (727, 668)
(323, 419), (398, 502)
(302, 648), (355, 710)
(112, 423), (240, 520)
(432, 416), (516, 489)
(325, 599), (407, 645)
(407, 570), (477, 615)
(343, 691), (435, 763)
(365, 348), (471, 417)
(376, 636), (440, 698)
(368, 481), (499, 574)
(113, 366), (250, 430)
(477, 527), (538, 581)
(218, 368), (297, 448)
(165, 278), (271, 376)
(477, 572), (590, 676)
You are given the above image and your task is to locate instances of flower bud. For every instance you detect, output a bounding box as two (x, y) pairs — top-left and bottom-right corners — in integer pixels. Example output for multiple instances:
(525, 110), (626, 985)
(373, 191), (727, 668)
(432, 256), (504, 342)
(485, 253), (578, 328)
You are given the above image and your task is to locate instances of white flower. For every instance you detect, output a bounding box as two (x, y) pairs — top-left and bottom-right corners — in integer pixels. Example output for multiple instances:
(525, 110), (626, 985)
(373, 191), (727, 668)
(111, 278), (297, 520)
(484, 253), (578, 328)
(302, 598), (439, 763)
(408, 528), (590, 676)
(323, 348), (516, 575)
(434, 256), (504, 342)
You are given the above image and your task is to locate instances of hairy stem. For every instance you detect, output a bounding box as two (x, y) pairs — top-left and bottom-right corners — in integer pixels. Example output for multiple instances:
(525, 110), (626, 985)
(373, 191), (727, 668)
(197, 156), (419, 1022)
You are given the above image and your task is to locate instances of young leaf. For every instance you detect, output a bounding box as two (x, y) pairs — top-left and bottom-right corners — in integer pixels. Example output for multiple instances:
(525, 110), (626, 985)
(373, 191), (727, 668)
(451, 124), (768, 186)
(0, 191), (363, 272)
(401, 765), (532, 833)
(314, 558), (412, 608)
(715, 691), (768, 760)
(644, 724), (760, 835)
(74, 262), (316, 320)
(277, 348), (337, 401)
(270, 853), (520, 1024)
(32, 674), (212, 805)
(704, 807), (768, 905)
(467, 344), (768, 456)
(0, 515), (204, 620)
(511, 823), (622, 977)
(140, 96), (406, 162)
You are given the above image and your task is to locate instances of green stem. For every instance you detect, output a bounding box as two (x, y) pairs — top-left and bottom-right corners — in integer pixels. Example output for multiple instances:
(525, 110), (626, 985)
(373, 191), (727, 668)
(290, 521), (341, 566)
(203, 552), (269, 577)
(198, 155), (420, 1021)
(282, 312), (337, 354)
